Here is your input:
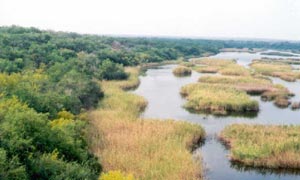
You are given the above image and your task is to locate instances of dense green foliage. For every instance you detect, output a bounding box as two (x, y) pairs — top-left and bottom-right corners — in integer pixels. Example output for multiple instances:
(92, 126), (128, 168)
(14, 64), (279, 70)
(0, 99), (101, 179)
(0, 26), (222, 71)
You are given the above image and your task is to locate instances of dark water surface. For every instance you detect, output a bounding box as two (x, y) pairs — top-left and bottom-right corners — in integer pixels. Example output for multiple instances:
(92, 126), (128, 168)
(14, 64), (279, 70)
(134, 52), (300, 180)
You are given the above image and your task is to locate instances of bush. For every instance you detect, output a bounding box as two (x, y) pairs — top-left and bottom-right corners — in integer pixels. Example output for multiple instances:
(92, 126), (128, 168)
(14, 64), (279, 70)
(98, 59), (128, 80)
(0, 98), (101, 179)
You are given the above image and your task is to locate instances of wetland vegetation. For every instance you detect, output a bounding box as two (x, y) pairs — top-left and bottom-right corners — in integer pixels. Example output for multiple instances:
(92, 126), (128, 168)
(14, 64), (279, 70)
(261, 51), (299, 57)
(199, 75), (293, 107)
(173, 65), (192, 76)
(90, 67), (205, 180)
(191, 58), (251, 76)
(191, 58), (235, 73)
(250, 60), (300, 82)
(180, 83), (259, 115)
(220, 124), (300, 169)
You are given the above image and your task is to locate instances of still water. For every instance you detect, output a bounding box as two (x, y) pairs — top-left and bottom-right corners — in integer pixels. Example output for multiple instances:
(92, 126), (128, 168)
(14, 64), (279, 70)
(134, 52), (300, 180)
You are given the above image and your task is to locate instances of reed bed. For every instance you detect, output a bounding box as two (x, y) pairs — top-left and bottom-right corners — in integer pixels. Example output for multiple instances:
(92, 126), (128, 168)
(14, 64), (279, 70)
(199, 75), (292, 107)
(193, 66), (220, 73)
(219, 64), (251, 76)
(198, 75), (283, 94)
(220, 124), (300, 169)
(180, 83), (258, 115)
(198, 75), (273, 94)
(173, 66), (192, 76)
(180, 61), (195, 67)
(250, 61), (300, 82)
(191, 58), (236, 67)
(191, 58), (250, 76)
(260, 58), (300, 65)
(291, 102), (300, 110)
(90, 67), (205, 180)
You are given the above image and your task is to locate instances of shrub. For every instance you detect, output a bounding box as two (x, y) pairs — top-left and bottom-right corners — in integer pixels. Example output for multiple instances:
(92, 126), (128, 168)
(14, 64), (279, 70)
(99, 59), (128, 80)
(0, 98), (101, 179)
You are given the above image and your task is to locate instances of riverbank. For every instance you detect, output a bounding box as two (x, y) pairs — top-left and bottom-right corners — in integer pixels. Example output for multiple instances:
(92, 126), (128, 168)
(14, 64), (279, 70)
(89, 67), (205, 179)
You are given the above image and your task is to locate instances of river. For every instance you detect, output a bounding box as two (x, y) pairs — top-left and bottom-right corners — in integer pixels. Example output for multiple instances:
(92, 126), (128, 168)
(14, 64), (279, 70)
(134, 51), (300, 180)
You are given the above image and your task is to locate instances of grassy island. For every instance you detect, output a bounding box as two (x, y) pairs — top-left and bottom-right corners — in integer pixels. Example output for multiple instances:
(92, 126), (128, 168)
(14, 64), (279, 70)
(180, 83), (258, 115)
(250, 60), (300, 82)
(173, 66), (192, 76)
(192, 58), (251, 76)
(220, 124), (300, 169)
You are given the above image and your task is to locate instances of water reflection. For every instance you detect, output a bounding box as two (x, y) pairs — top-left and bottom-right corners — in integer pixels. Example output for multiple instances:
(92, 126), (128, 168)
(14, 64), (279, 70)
(185, 108), (258, 119)
(231, 162), (300, 176)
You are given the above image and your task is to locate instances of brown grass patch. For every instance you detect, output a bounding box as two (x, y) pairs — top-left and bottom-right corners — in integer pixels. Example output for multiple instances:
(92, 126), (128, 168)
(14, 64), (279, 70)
(89, 67), (205, 180)
(250, 60), (300, 82)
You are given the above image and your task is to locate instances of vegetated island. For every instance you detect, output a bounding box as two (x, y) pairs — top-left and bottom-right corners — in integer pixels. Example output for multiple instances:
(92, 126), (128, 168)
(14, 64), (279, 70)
(259, 57), (300, 65)
(250, 60), (300, 82)
(181, 58), (293, 114)
(173, 65), (192, 77)
(191, 58), (251, 76)
(261, 51), (299, 57)
(198, 75), (293, 108)
(220, 48), (263, 53)
(180, 83), (259, 115)
(220, 124), (300, 169)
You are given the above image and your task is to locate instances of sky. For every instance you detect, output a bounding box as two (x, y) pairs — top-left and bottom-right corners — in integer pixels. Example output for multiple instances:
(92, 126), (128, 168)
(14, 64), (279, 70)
(1, 0), (300, 40)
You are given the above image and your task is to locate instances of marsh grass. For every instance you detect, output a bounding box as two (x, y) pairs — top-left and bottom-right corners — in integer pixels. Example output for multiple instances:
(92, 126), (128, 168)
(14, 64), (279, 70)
(180, 61), (195, 67)
(180, 83), (258, 115)
(191, 58), (251, 76)
(291, 102), (300, 110)
(220, 124), (300, 169)
(260, 58), (300, 65)
(173, 66), (192, 77)
(250, 61), (300, 82)
(89, 67), (205, 180)
(198, 75), (273, 94)
(219, 64), (251, 76)
(191, 58), (236, 66)
(199, 75), (292, 108)
(193, 66), (220, 73)
(261, 85), (294, 102)
(274, 96), (291, 108)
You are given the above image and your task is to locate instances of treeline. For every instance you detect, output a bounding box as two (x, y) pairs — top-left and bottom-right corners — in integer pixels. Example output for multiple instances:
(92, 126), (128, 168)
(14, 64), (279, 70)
(223, 40), (300, 51)
(1, 25), (300, 179)
(0, 26), (222, 70)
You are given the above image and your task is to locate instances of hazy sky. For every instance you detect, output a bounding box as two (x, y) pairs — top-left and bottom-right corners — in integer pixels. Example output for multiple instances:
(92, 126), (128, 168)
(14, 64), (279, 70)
(1, 0), (300, 40)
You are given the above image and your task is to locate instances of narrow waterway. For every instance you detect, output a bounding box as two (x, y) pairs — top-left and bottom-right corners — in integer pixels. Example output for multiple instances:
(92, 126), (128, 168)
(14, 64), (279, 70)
(134, 51), (300, 180)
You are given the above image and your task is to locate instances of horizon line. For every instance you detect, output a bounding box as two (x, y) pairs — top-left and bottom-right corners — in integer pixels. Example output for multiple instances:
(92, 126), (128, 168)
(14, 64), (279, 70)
(2, 24), (300, 43)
